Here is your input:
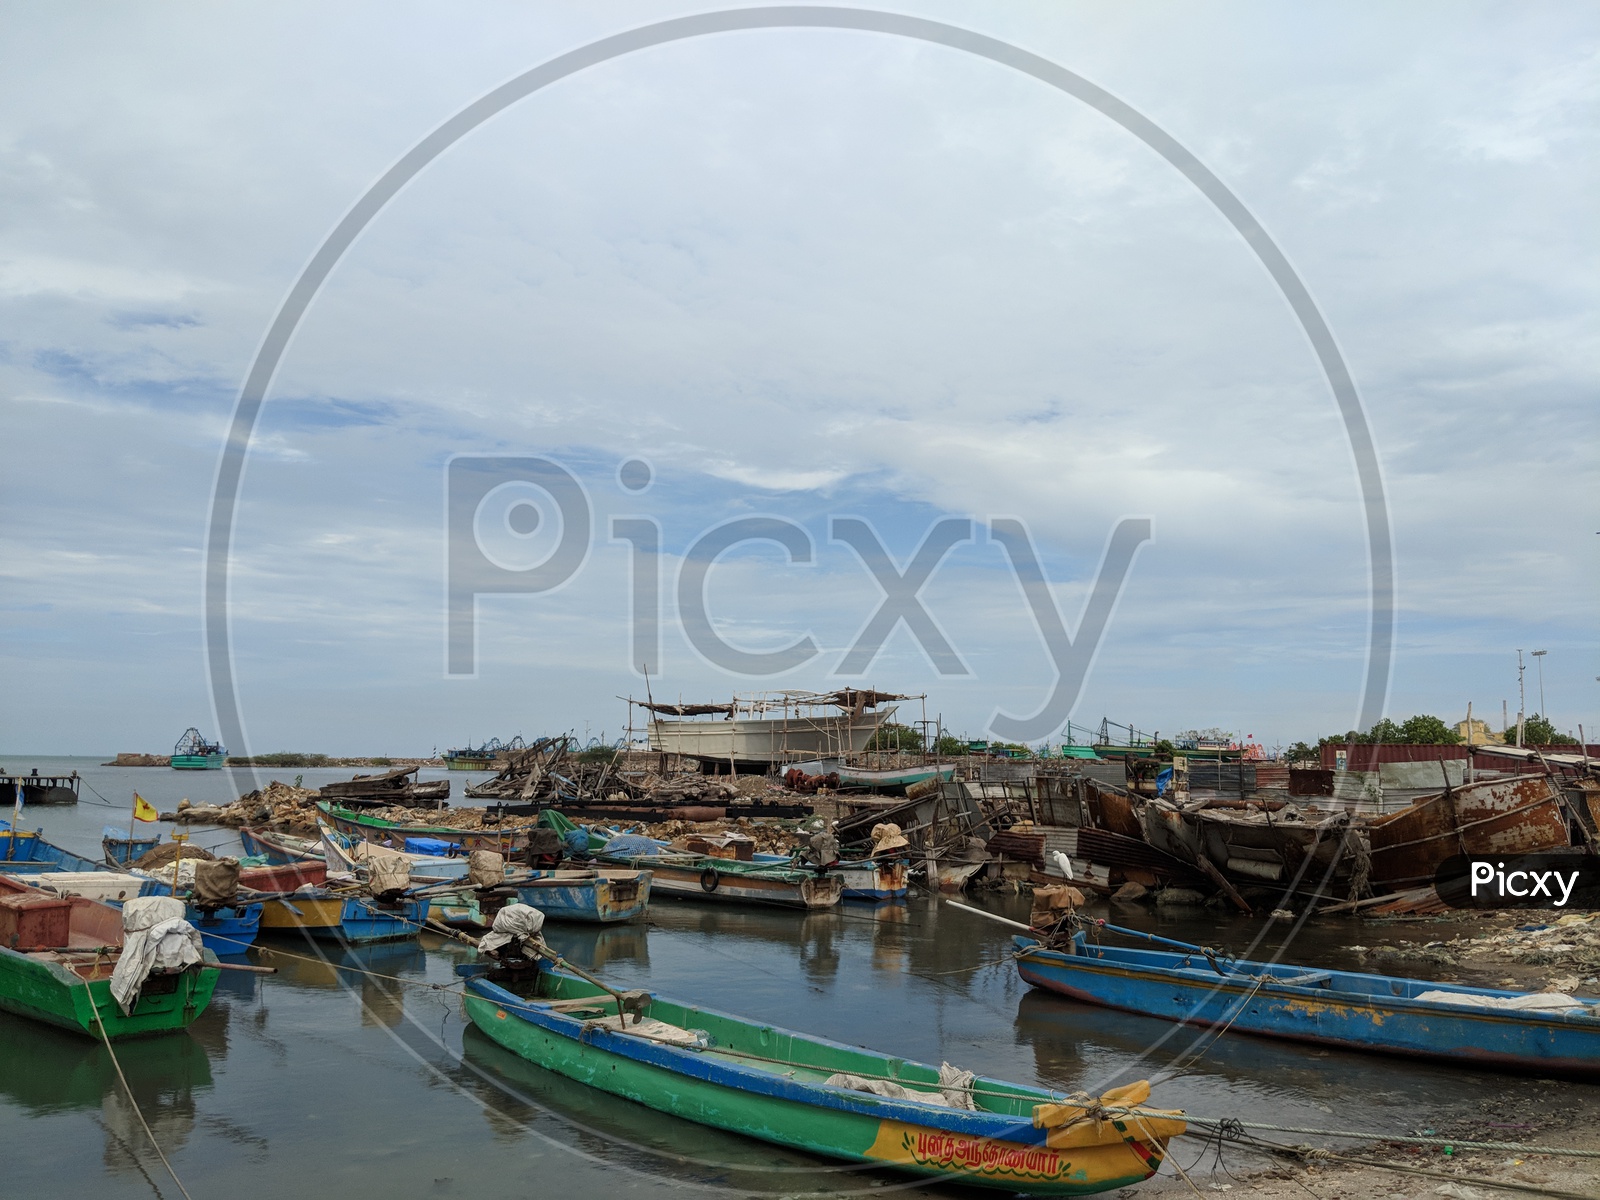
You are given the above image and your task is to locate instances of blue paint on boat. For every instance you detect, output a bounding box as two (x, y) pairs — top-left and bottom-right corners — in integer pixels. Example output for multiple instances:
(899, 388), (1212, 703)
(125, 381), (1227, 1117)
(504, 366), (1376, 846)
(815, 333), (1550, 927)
(328, 896), (430, 944)
(510, 870), (651, 923)
(185, 903), (264, 954)
(236, 827), (298, 865)
(101, 826), (161, 867)
(1012, 933), (1600, 1076)
(0, 831), (161, 899)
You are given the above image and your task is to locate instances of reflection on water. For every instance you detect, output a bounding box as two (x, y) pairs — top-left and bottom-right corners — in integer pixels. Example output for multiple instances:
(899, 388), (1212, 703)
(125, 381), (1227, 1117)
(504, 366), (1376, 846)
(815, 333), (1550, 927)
(0, 1017), (212, 1115)
(252, 935), (429, 992)
(455, 1024), (923, 1195)
(0, 1014), (214, 1182)
(542, 921), (650, 970)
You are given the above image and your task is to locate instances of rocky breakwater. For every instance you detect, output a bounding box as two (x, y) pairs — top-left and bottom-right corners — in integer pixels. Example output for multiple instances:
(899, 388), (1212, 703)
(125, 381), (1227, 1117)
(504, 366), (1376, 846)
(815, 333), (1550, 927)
(105, 752), (170, 766)
(161, 779), (322, 829)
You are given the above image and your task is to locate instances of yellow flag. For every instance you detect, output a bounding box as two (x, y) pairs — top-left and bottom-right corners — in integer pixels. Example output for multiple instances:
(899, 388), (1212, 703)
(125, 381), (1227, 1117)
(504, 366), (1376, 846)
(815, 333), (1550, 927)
(133, 794), (158, 822)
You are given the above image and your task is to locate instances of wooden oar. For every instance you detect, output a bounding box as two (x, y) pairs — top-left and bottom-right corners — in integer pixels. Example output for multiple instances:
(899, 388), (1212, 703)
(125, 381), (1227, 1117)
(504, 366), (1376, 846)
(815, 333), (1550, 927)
(39, 948), (275, 974)
(532, 939), (640, 1026)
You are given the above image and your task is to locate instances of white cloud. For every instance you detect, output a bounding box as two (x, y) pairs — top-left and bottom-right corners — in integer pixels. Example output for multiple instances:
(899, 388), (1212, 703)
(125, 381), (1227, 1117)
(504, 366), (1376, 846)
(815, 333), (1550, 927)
(2, 2), (1596, 752)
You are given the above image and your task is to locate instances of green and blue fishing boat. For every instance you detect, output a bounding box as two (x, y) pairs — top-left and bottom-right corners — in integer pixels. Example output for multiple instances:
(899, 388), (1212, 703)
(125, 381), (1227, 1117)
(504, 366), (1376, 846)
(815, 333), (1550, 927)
(171, 727), (226, 770)
(460, 959), (1185, 1194)
(0, 877), (220, 1040)
(319, 801), (533, 854)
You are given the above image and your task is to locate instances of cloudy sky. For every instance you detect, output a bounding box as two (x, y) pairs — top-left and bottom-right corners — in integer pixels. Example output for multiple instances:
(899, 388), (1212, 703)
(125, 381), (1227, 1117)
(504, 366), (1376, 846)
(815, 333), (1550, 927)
(2, 3), (1595, 757)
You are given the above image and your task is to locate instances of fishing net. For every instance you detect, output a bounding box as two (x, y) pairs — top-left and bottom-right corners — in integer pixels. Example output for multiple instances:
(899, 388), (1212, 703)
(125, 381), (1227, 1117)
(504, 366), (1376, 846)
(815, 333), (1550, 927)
(132, 842), (215, 871)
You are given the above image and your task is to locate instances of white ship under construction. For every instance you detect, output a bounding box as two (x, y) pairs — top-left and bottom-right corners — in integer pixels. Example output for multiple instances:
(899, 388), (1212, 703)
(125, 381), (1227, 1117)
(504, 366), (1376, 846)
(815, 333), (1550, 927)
(637, 689), (914, 769)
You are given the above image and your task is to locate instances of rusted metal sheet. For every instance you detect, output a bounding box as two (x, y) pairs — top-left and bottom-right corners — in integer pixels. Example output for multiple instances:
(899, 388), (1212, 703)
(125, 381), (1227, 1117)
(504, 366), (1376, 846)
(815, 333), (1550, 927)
(1368, 775), (1572, 889)
(1089, 785), (1145, 840)
(1074, 827), (1207, 887)
(1288, 768), (1334, 797)
(1319, 743), (1471, 771)
(985, 829), (1046, 865)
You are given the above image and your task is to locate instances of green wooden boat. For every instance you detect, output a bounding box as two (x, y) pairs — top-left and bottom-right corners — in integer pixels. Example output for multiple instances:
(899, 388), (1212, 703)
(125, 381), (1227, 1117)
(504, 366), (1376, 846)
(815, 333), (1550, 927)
(0, 878), (220, 1040)
(461, 962), (1185, 1194)
(171, 726), (227, 770)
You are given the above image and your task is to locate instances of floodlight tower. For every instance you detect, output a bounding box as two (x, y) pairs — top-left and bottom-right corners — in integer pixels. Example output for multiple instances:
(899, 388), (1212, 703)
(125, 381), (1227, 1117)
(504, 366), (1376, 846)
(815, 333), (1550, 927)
(1516, 649), (1526, 747)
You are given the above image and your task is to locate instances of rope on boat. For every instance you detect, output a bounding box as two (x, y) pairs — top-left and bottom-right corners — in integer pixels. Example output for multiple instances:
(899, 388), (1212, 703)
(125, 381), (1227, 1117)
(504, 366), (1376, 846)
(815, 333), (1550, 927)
(90, 1001), (196, 1200)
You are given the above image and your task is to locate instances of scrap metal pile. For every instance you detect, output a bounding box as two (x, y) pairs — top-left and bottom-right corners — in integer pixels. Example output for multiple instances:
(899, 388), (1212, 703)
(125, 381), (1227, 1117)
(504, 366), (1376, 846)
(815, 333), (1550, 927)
(465, 736), (812, 821)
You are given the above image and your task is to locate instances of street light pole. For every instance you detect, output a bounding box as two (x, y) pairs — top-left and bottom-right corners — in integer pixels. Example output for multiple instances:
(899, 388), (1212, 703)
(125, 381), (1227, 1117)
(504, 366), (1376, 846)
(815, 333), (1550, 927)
(1516, 649), (1526, 747)
(1531, 649), (1547, 718)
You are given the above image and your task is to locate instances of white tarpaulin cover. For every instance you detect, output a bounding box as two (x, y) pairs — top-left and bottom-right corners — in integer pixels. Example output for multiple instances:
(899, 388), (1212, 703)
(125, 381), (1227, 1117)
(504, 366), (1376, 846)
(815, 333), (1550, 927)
(825, 1062), (976, 1109)
(142, 859), (199, 890)
(1415, 989), (1589, 1013)
(109, 896), (204, 1015)
(478, 903), (545, 955)
(467, 850), (505, 888)
(350, 842), (412, 894)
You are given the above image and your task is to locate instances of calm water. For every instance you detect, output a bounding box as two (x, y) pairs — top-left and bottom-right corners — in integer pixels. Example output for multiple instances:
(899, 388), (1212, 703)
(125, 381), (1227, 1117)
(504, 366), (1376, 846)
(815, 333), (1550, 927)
(2, 756), (1591, 1197)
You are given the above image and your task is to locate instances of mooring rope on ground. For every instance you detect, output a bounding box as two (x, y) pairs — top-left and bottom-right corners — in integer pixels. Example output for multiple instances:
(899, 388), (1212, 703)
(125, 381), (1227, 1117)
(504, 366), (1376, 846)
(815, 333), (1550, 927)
(1182, 1115), (1600, 1159)
(90, 1003), (196, 1200)
(1185, 1122), (1599, 1200)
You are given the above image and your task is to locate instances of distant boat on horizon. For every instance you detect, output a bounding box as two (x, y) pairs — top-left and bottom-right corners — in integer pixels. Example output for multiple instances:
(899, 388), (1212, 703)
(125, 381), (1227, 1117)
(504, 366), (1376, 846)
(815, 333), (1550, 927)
(171, 727), (225, 770)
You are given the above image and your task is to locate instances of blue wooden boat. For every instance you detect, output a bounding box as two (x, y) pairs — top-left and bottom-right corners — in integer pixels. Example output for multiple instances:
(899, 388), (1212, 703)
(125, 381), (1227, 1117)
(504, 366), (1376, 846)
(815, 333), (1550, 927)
(837, 858), (908, 901)
(0, 828), (157, 902)
(2, 827), (121, 873)
(509, 869), (650, 923)
(1012, 931), (1600, 1076)
(101, 827), (160, 868)
(1, 830), (263, 954)
(256, 889), (427, 944)
(134, 869), (264, 954)
(237, 826), (306, 866)
(176, 902), (263, 955)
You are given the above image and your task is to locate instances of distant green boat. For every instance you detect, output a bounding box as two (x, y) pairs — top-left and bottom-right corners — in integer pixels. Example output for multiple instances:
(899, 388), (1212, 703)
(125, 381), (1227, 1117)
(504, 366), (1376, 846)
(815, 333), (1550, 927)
(171, 727), (226, 770)
(0, 878), (220, 1040)
(442, 735), (524, 771)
